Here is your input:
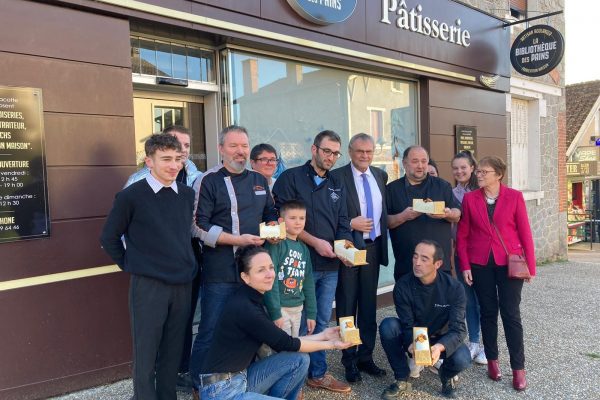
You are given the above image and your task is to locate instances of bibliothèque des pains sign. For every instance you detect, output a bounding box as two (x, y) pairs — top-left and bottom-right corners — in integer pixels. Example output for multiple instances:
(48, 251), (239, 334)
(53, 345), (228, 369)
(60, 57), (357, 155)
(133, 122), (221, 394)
(510, 24), (564, 77)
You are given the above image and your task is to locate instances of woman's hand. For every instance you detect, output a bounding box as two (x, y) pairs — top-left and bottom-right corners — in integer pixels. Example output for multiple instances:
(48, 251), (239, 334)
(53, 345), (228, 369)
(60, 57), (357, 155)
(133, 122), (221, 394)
(463, 270), (473, 286)
(273, 318), (285, 329)
(321, 326), (342, 341)
(331, 339), (353, 350)
(525, 277), (534, 283)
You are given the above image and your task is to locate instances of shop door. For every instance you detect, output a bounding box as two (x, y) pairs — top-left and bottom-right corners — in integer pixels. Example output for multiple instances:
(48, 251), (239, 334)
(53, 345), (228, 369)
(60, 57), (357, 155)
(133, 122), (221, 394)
(133, 90), (207, 171)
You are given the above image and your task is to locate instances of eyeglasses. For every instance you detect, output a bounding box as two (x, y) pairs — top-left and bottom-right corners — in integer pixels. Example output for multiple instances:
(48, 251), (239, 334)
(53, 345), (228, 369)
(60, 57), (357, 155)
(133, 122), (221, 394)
(475, 169), (496, 176)
(316, 145), (342, 159)
(254, 157), (279, 165)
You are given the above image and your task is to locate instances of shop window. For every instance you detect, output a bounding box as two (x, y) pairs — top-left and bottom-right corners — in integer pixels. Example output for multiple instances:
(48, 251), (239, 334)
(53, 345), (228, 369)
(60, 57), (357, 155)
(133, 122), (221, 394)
(224, 50), (418, 183)
(224, 50), (419, 288)
(510, 97), (541, 192)
(130, 36), (215, 83)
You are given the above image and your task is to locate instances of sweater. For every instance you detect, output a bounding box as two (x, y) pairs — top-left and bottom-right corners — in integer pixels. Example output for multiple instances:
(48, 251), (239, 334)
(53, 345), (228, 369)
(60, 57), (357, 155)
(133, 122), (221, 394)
(100, 179), (197, 284)
(263, 239), (317, 321)
(200, 284), (301, 373)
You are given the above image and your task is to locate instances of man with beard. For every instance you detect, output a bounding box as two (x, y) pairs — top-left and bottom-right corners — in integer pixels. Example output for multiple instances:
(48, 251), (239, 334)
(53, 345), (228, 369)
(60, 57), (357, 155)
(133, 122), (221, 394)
(272, 130), (354, 394)
(189, 125), (278, 389)
(387, 146), (460, 281)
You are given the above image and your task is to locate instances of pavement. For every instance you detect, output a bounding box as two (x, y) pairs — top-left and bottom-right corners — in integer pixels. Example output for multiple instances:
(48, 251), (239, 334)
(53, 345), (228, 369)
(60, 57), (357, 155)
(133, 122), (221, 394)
(52, 249), (600, 400)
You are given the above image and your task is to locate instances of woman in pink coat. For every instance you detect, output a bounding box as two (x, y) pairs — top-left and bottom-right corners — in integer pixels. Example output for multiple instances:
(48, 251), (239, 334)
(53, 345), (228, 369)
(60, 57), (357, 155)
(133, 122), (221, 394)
(456, 156), (535, 391)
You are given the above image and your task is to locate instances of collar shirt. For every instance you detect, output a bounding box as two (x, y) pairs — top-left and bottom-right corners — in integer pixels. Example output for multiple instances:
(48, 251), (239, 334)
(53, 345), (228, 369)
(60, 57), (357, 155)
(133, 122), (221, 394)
(351, 163), (382, 239)
(452, 183), (471, 204)
(145, 173), (179, 194)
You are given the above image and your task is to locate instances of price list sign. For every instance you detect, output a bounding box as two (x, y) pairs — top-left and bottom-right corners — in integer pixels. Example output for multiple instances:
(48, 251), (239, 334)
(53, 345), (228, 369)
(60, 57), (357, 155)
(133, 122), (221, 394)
(0, 86), (50, 242)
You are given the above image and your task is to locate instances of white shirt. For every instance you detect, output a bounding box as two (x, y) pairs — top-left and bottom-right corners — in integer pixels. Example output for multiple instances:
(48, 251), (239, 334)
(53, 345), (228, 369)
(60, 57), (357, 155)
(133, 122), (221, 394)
(351, 163), (383, 239)
(145, 173), (179, 194)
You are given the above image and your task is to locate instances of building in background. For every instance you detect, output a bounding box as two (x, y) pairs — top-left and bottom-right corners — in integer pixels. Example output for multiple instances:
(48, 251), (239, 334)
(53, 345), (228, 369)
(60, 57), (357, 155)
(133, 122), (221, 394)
(0, 0), (564, 398)
(566, 80), (600, 244)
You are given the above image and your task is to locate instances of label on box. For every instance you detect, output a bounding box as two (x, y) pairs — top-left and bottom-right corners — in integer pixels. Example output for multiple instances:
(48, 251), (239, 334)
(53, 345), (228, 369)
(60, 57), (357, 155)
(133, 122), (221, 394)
(413, 327), (433, 366)
(412, 199), (445, 215)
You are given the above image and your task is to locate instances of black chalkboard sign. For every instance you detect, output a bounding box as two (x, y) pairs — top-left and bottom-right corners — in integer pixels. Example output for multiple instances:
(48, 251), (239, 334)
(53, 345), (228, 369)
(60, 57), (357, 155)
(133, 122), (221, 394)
(455, 125), (477, 157)
(0, 86), (50, 242)
(510, 24), (564, 77)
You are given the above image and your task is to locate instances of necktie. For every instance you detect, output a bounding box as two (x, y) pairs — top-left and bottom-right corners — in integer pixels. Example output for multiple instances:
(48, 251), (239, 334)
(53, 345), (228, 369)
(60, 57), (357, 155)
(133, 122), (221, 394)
(361, 173), (376, 241)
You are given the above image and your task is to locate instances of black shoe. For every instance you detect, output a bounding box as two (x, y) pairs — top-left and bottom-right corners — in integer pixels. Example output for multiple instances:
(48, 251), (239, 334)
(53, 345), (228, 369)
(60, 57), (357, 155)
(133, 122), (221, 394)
(345, 363), (362, 383)
(381, 380), (411, 399)
(441, 376), (458, 399)
(176, 371), (194, 393)
(357, 360), (387, 377)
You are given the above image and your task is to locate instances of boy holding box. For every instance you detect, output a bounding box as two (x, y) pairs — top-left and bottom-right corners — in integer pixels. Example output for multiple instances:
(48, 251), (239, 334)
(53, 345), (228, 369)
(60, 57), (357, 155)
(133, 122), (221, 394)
(264, 200), (317, 337)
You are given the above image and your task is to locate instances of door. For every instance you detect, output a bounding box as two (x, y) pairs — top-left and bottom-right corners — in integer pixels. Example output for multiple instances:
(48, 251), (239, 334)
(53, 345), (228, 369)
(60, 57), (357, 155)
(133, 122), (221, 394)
(133, 90), (207, 171)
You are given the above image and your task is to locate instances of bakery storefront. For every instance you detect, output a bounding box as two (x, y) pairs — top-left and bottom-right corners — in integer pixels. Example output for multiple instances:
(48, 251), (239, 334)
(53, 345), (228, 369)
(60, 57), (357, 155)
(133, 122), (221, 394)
(0, 0), (509, 398)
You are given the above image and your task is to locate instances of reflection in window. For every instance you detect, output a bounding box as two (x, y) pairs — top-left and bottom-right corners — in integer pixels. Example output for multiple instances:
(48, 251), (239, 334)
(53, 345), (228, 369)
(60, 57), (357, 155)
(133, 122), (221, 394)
(130, 36), (216, 83)
(226, 51), (418, 182)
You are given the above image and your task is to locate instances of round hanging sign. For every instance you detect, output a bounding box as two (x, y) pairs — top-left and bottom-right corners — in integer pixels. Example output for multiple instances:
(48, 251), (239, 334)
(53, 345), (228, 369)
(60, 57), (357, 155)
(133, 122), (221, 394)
(286, 0), (357, 25)
(510, 24), (564, 77)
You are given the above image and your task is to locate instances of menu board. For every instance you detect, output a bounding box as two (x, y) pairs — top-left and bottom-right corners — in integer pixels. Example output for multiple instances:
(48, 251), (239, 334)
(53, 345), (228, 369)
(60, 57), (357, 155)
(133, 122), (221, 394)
(0, 86), (50, 242)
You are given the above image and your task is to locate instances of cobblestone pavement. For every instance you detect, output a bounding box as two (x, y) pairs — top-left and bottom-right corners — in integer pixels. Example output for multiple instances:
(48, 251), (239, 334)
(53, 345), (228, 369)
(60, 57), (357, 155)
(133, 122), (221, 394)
(53, 256), (600, 400)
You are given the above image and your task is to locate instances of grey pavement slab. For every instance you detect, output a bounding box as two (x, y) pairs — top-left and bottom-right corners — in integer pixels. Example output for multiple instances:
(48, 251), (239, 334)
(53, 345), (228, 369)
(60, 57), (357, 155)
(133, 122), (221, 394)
(52, 259), (600, 400)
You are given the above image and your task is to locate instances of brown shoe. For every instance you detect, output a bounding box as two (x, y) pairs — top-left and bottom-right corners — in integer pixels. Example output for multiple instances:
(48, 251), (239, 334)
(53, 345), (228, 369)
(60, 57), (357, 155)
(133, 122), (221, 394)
(307, 373), (352, 393)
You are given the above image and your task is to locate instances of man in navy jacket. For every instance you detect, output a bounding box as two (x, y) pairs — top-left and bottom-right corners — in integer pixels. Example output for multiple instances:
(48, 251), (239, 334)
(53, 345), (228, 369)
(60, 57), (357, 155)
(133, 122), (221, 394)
(273, 130), (353, 393)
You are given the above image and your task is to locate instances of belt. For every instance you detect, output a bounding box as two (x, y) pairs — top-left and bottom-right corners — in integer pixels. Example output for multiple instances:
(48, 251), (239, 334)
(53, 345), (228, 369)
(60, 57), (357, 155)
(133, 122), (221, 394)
(364, 236), (381, 244)
(199, 371), (242, 387)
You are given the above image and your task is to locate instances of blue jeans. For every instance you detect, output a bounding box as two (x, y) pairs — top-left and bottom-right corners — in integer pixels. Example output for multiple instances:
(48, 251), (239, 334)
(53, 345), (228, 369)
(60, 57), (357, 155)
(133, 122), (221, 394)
(200, 352), (309, 400)
(190, 282), (240, 385)
(300, 270), (338, 379)
(457, 256), (481, 343)
(379, 317), (471, 381)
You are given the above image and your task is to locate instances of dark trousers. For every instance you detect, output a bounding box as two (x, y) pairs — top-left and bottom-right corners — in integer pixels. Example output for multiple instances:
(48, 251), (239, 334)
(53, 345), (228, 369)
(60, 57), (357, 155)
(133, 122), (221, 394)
(129, 274), (192, 400)
(178, 269), (201, 373)
(379, 317), (471, 381)
(335, 238), (381, 367)
(471, 261), (525, 370)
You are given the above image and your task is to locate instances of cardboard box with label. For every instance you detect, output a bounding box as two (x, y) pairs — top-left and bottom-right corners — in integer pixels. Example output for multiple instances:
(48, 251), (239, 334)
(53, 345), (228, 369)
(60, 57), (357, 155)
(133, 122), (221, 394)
(413, 327), (433, 366)
(412, 199), (445, 215)
(259, 222), (286, 240)
(339, 316), (362, 345)
(334, 240), (367, 266)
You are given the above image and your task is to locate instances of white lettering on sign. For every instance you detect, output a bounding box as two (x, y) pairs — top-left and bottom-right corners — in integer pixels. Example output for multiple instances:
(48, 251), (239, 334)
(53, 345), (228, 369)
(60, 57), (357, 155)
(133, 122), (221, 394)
(307, 0), (341, 10)
(380, 0), (471, 47)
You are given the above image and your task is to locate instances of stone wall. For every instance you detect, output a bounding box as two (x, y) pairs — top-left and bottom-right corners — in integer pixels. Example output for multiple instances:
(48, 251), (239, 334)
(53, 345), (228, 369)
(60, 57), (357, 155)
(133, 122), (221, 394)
(461, 0), (567, 262)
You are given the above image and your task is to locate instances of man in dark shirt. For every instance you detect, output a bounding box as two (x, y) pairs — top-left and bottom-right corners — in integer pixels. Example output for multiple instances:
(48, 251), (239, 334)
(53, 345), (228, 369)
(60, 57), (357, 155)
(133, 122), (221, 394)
(387, 146), (460, 280)
(379, 240), (470, 399)
(189, 125), (278, 387)
(273, 130), (353, 394)
(100, 133), (197, 400)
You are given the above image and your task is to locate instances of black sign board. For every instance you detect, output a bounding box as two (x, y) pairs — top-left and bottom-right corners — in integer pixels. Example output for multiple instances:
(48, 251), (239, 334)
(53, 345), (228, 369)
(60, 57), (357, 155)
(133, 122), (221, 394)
(0, 86), (50, 242)
(286, 0), (357, 25)
(455, 125), (477, 157)
(510, 24), (564, 77)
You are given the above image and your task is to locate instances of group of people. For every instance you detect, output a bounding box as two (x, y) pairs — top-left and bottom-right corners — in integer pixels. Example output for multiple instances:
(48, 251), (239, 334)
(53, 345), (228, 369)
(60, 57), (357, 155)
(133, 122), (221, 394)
(100, 124), (537, 400)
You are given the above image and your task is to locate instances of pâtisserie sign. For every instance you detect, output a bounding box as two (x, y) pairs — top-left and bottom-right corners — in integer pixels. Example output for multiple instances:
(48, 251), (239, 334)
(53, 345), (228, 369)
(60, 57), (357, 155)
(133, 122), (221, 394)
(0, 86), (50, 243)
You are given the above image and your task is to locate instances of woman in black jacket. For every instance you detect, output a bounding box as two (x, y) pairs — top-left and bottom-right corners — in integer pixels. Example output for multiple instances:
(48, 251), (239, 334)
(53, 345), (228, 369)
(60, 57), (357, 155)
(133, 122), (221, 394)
(198, 245), (351, 400)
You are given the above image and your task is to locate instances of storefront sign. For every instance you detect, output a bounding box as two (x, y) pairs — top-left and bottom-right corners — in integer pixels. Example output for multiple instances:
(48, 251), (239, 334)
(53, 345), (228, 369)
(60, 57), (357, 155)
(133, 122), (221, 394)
(0, 86), (50, 243)
(455, 125), (477, 156)
(510, 24), (564, 77)
(572, 146), (599, 162)
(380, 0), (471, 47)
(286, 0), (357, 25)
(567, 162), (597, 177)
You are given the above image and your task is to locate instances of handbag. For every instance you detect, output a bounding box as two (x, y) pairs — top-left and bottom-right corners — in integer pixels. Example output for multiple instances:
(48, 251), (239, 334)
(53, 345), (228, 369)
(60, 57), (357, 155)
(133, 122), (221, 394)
(491, 222), (531, 280)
